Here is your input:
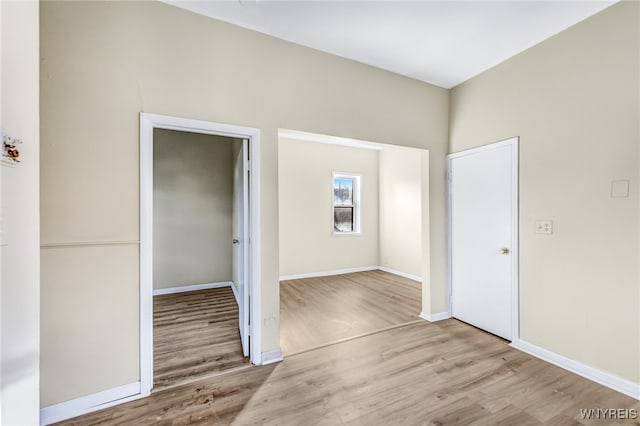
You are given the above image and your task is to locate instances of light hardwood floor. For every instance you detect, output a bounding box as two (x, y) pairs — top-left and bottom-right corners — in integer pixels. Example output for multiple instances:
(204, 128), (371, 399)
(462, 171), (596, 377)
(153, 287), (249, 390)
(57, 320), (639, 425)
(280, 270), (422, 354)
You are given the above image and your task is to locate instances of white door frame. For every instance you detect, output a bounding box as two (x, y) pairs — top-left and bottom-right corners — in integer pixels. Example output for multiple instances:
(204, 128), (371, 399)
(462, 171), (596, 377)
(139, 112), (262, 395)
(446, 137), (519, 341)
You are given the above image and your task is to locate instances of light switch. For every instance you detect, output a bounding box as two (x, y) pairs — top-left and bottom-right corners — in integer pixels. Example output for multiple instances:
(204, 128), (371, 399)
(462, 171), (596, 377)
(611, 180), (630, 198)
(535, 220), (553, 235)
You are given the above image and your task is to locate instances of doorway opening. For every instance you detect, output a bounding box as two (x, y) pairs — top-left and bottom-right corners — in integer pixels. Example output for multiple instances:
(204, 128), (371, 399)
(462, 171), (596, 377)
(277, 128), (430, 356)
(140, 113), (262, 395)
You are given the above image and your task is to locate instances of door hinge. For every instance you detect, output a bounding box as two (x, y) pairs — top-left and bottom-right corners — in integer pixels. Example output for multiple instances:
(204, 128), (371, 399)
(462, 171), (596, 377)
(248, 325), (252, 336)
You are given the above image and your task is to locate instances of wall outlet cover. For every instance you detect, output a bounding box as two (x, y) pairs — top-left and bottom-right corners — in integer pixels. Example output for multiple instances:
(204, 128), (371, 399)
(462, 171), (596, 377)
(535, 220), (553, 235)
(611, 180), (630, 198)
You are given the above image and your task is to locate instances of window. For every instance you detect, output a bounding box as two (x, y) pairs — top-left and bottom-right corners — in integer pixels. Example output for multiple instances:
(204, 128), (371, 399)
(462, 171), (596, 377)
(333, 173), (361, 234)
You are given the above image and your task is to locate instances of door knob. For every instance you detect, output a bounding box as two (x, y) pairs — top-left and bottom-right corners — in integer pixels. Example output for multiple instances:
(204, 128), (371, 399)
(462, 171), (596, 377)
(232, 239), (239, 245)
(500, 247), (510, 254)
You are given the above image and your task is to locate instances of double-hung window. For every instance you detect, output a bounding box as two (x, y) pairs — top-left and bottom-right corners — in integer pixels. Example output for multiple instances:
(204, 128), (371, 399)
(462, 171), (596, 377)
(332, 173), (361, 234)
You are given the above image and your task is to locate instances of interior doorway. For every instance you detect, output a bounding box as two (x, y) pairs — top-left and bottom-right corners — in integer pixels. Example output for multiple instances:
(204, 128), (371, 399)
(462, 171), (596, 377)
(139, 113), (262, 395)
(151, 129), (246, 389)
(277, 128), (430, 356)
(447, 137), (519, 341)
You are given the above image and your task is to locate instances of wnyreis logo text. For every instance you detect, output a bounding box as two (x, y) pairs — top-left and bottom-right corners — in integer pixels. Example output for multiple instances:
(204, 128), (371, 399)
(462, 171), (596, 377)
(579, 408), (637, 420)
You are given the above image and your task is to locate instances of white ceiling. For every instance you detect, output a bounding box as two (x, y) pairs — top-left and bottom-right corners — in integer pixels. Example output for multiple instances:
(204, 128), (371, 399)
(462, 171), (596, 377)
(165, 0), (616, 88)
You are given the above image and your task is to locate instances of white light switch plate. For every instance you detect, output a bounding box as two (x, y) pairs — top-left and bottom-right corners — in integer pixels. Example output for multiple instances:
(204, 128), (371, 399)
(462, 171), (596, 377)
(611, 180), (630, 198)
(535, 220), (553, 235)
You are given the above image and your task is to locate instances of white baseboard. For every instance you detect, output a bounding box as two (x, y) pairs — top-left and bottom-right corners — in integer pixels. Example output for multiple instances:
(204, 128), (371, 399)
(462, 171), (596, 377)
(279, 266), (423, 282)
(261, 349), (283, 365)
(378, 266), (422, 282)
(230, 282), (239, 305)
(510, 339), (640, 400)
(419, 311), (452, 322)
(152, 281), (233, 296)
(40, 382), (145, 425)
(279, 266), (378, 281)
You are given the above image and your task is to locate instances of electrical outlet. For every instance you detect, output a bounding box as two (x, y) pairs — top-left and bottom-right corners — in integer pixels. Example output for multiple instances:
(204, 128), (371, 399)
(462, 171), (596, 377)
(611, 180), (630, 198)
(535, 220), (553, 235)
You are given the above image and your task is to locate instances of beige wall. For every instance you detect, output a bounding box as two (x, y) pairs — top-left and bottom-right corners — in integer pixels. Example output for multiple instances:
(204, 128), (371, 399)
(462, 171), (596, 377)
(153, 129), (235, 289)
(279, 140), (428, 283)
(41, 245), (139, 407)
(450, 1), (639, 383)
(1, 1), (40, 423)
(379, 146), (423, 279)
(39, 1), (449, 406)
(278, 139), (379, 276)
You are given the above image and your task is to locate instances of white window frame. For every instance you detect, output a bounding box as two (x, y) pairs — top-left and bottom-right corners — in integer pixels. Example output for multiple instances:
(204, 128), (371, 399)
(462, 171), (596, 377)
(332, 172), (361, 235)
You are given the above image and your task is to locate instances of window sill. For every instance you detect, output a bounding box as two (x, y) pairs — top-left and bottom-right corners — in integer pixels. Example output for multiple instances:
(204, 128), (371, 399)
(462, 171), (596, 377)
(332, 231), (362, 237)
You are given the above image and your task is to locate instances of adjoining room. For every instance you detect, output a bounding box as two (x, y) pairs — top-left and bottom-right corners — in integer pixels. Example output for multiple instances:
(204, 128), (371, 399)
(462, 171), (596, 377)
(278, 130), (430, 355)
(151, 129), (249, 389)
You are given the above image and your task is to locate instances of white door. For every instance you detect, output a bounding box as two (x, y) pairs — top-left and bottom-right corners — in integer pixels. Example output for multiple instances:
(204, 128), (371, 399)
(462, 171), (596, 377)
(232, 139), (250, 357)
(448, 138), (518, 341)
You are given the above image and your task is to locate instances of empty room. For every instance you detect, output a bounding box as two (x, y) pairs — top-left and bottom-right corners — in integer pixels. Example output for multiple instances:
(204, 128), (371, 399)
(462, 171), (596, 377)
(151, 129), (250, 389)
(1, 0), (639, 425)
(278, 130), (429, 356)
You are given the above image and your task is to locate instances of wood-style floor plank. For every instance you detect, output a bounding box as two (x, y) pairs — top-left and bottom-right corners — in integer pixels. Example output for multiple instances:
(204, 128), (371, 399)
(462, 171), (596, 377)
(280, 270), (422, 354)
(58, 320), (640, 426)
(153, 287), (249, 390)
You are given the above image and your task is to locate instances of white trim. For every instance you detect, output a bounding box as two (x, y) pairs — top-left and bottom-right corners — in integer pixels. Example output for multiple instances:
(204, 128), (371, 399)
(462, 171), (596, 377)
(40, 382), (144, 426)
(140, 113), (154, 395)
(280, 266), (422, 283)
(510, 139), (520, 342)
(448, 137), (518, 158)
(238, 138), (250, 358)
(230, 281), (240, 306)
(261, 349), (283, 365)
(446, 137), (520, 342)
(152, 281), (233, 296)
(278, 129), (384, 151)
(249, 128), (262, 366)
(41, 240), (140, 248)
(419, 311), (452, 322)
(140, 112), (263, 381)
(378, 267), (422, 282)
(511, 339), (640, 400)
(446, 148), (453, 329)
(278, 128), (425, 154)
(279, 266), (378, 281)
